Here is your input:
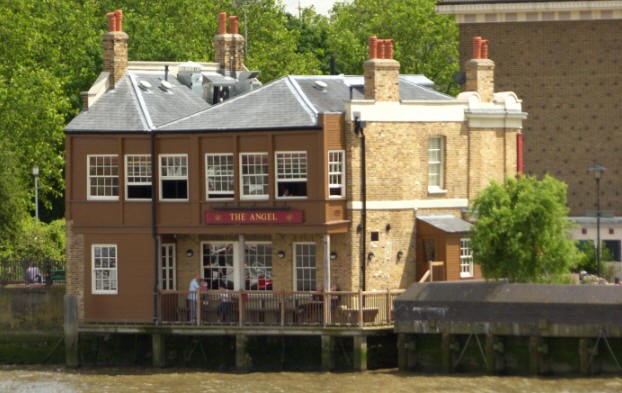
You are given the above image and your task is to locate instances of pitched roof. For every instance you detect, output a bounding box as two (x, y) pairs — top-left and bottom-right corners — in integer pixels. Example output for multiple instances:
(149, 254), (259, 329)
(417, 215), (473, 233)
(66, 69), (453, 134)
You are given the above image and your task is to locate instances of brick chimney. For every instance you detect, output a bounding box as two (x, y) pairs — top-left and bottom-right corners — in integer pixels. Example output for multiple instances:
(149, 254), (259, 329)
(102, 10), (128, 86)
(363, 36), (400, 101)
(465, 36), (495, 102)
(213, 12), (245, 74)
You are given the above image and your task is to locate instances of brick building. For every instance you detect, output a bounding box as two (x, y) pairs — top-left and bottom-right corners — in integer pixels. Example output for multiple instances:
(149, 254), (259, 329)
(437, 0), (622, 263)
(64, 10), (525, 323)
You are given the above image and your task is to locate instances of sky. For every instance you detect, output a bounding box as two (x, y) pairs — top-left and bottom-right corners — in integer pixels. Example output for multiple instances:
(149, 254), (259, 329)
(284, 0), (348, 16)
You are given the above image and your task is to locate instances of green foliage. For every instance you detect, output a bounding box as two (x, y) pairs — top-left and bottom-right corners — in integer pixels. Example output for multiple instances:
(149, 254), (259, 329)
(0, 217), (66, 262)
(573, 240), (613, 275)
(470, 175), (579, 283)
(327, 0), (460, 94)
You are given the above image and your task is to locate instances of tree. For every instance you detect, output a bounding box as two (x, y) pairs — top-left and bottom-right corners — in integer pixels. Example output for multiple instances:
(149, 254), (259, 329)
(469, 175), (579, 283)
(327, 0), (460, 94)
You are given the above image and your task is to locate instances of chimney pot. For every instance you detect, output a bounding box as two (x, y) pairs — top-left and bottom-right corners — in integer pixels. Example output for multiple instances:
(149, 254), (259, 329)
(218, 12), (227, 34)
(376, 40), (385, 59)
(481, 40), (489, 59)
(114, 9), (123, 32)
(384, 39), (393, 60)
(368, 36), (377, 59)
(107, 12), (116, 32)
(230, 16), (239, 35)
(472, 36), (482, 59)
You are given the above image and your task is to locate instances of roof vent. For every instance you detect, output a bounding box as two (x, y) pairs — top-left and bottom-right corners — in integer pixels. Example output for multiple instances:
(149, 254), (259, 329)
(138, 80), (152, 91)
(160, 80), (173, 91)
(313, 80), (328, 91)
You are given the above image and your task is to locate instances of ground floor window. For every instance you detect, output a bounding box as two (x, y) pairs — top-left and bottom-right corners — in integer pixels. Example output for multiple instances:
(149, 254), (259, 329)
(160, 243), (176, 290)
(244, 242), (273, 290)
(604, 240), (621, 262)
(294, 243), (317, 291)
(92, 244), (117, 294)
(202, 242), (234, 289)
(460, 238), (474, 278)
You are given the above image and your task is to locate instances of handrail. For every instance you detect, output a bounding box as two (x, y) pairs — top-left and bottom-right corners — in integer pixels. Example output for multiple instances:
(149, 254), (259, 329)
(158, 289), (405, 328)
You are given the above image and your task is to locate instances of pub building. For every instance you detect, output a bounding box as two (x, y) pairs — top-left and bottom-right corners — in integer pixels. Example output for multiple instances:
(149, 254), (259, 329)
(65, 10), (526, 327)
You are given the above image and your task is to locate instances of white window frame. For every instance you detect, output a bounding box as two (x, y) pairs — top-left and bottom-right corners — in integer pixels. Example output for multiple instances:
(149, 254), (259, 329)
(328, 150), (345, 198)
(244, 242), (273, 291)
(275, 151), (308, 199)
(240, 152), (269, 200)
(428, 136), (446, 194)
(294, 242), (317, 291)
(87, 154), (119, 200)
(460, 238), (474, 278)
(202, 241), (237, 290)
(125, 154), (152, 201)
(160, 243), (176, 290)
(92, 244), (118, 295)
(206, 153), (234, 200)
(159, 154), (188, 201)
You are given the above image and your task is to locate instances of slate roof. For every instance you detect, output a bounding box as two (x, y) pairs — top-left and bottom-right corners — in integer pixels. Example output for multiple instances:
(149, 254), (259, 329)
(417, 215), (473, 233)
(66, 70), (453, 134)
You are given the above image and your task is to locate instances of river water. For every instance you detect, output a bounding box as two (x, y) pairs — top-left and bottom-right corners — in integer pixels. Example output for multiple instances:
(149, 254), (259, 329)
(2, 366), (622, 393)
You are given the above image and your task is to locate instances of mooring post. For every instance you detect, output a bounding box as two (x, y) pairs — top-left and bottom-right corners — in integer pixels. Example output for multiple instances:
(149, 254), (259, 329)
(353, 335), (368, 371)
(321, 335), (334, 371)
(152, 332), (166, 368)
(64, 294), (79, 367)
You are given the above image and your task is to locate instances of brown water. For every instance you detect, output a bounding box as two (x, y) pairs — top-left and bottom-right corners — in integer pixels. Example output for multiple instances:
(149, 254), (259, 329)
(2, 366), (622, 393)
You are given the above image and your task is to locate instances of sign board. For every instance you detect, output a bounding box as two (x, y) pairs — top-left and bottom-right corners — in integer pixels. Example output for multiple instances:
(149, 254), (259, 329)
(205, 210), (304, 224)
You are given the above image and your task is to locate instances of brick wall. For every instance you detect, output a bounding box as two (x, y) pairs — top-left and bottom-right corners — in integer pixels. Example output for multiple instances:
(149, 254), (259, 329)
(65, 220), (85, 320)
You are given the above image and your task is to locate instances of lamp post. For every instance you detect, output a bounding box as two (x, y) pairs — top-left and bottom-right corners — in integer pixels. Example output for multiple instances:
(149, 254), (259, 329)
(32, 165), (39, 224)
(589, 164), (606, 277)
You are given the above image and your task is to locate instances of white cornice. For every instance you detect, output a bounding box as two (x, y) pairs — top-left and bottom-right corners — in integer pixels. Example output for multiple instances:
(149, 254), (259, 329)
(436, 1), (622, 23)
(348, 199), (469, 210)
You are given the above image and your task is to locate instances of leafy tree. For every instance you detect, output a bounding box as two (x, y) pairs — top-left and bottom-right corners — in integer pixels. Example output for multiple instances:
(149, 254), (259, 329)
(327, 0), (459, 94)
(574, 240), (613, 275)
(470, 175), (579, 283)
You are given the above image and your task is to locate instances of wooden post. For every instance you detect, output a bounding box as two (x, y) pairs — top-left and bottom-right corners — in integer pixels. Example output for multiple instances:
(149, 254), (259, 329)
(235, 334), (250, 371)
(321, 335), (334, 371)
(152, 333), (166, 368)
(64, 294), (79, 367)
(397, 333), (416, 371)
(441, 333), (452, 373)
(353, 335), (368, 371)
(579, 337), (592, 376)
(485, 334), (496, 374)
(528, 336), (541, 375)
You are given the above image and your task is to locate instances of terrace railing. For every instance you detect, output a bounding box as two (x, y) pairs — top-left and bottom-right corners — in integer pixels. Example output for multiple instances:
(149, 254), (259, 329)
(159, 289), (404, 328)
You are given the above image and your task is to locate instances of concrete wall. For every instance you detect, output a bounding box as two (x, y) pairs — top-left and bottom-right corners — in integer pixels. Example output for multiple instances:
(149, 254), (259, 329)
(0, 285), (64, 331)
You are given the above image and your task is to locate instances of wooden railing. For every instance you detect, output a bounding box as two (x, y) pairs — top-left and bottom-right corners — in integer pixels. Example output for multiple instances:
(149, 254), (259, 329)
(158, 289), (405, 328)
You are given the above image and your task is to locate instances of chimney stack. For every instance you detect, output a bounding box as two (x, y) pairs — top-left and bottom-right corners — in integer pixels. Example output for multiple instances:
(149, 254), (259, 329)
(213, 12), (245, 74)
(103, 9), (128, 86)
(363, 36), (400, 101)
(465, 36), (495, 102)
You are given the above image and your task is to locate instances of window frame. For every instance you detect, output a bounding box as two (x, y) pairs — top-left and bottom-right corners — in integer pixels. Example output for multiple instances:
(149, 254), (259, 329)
(244, 242), (273, 291)
(275, 151), (308, 199)
(87, 154), (119, 201)
(240, 152), (269, 200)
(205, 153), (235, 200)
(159, 154), (189, 201)
(328, 150), (345, 198)
(91, 244), (118, 295)
(160, 243), (176, 290)
(428, 136), (446, 194)
(460, 238), (474, 278)
(294, 242), (317, 291)
(125, 154), (152, 201)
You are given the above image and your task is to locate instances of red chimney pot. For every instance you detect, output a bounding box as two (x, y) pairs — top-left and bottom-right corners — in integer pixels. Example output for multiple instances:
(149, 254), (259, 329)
(230, 16), (239, 35)
(384, 39), (393, 60)
(368, 36), (378, 59)
(114, 9), (123, 32)
(218, 12), (227, 35)
(481, 40), (489, 59)
(107, 12), (116, 32)
(472, 36), (482, 59)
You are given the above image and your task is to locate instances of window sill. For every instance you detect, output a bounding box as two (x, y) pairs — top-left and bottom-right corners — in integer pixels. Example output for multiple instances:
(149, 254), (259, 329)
(427, 187), (447, 195)
(460, 273), (474, 279)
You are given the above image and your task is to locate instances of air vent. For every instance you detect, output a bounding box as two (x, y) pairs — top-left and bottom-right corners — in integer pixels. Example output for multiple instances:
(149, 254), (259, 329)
(160, 80), (173, 91)
(138, 80), (152, 90)
(313, 80), (328, 91)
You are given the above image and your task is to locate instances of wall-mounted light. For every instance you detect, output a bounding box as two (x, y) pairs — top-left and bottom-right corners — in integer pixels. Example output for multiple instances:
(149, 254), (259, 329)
(277, 250), (286, 259)
(397, 250), (403, 260)
(356, 224), (362, 233)
(367, 252), (375, 261)
(385, 223), (391, 232)
(353, 111), (367, 136)
(330, 251), (338, 260)
(186, 249), (194, 257)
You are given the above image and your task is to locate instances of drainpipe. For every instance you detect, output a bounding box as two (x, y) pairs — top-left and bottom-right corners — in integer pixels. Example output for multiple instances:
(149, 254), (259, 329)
(151, 131), (159, 323)
(354, 112), (367, 291)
